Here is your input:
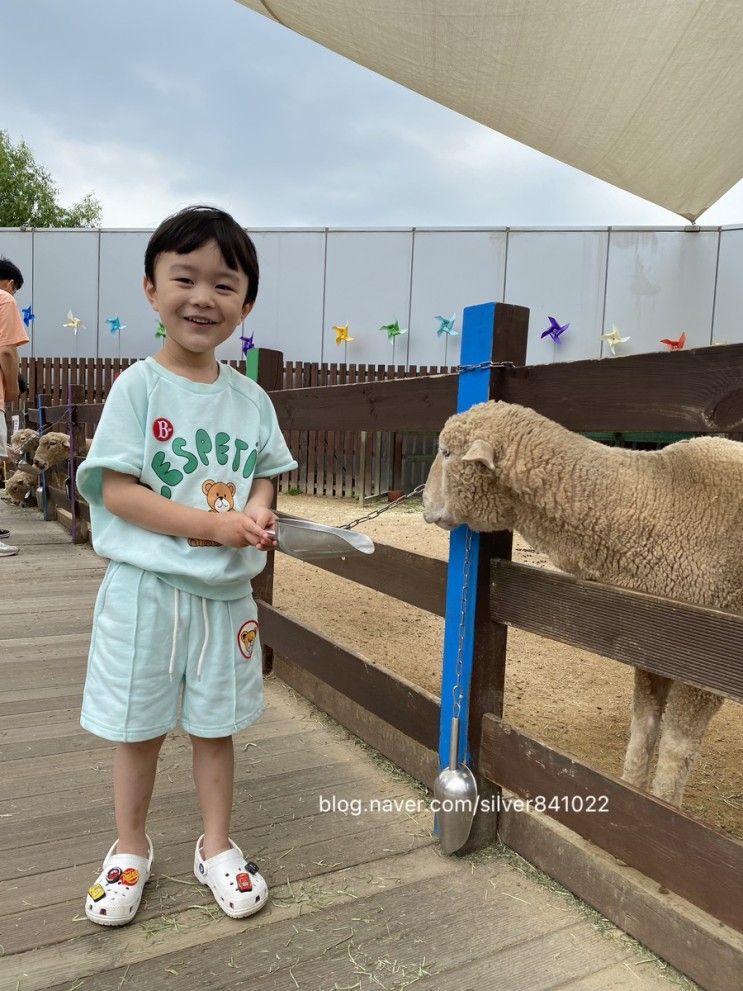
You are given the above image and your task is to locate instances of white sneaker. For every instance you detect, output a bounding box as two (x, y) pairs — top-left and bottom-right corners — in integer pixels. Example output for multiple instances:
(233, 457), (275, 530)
(0, 541), (19, 557)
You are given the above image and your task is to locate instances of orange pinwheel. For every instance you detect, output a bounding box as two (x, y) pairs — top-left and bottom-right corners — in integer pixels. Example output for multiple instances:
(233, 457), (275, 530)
(660, 332), (686, 351)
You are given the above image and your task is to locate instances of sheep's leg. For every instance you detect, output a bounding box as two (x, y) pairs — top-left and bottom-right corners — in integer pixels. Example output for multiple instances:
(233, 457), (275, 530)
(651, 685), (723, 806)
(622, 669), (671, 789)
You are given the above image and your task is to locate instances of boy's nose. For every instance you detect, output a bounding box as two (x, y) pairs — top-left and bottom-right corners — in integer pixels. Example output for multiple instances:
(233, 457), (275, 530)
(190, 284), (214, 306)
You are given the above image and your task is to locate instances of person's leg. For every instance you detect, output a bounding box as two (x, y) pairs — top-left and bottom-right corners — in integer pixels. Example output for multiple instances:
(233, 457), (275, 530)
(113, 735), (167, 857)
(191, 734), (234, 859)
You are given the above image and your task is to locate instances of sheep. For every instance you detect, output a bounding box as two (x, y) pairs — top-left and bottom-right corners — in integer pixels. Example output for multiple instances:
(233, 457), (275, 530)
(422, 400), (742, 807)
(7, 428), (39, 464)
(33, 432), (70, 471)
(4, 471), (36, 506)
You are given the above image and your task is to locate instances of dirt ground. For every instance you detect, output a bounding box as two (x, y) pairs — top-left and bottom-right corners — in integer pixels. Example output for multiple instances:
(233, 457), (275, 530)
(274, 493), (743, 840)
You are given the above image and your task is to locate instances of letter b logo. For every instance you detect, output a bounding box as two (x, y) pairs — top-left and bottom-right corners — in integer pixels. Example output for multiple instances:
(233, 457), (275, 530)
(152, 417), (174, 441)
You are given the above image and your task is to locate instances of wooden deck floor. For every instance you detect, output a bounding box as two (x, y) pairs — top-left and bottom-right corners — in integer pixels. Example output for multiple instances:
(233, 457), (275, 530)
(0, 498), (695, 991)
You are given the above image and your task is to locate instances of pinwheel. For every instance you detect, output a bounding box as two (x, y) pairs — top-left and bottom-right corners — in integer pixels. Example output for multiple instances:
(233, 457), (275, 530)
(22, 306), (35, 328)
(333, 323), (354, 345)
(435, 314), (457, 337)
(380, 319), (407, 341)
(240, 331), (255, 355)
(64, 310), (85, 336)
(106, 316), (126, 334)
(155, 320), (167, 339)
(540, 316), (569, 343)
(660, 332), (687, 351)
(601, 324), (630, 356)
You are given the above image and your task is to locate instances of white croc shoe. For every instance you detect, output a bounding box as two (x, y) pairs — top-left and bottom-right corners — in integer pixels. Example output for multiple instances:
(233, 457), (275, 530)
(85, 836), (153, 926)
(194, 834), (268, 919)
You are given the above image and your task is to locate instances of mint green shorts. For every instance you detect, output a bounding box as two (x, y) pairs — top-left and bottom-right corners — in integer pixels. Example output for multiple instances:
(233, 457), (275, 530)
(81, 561), (264, 742)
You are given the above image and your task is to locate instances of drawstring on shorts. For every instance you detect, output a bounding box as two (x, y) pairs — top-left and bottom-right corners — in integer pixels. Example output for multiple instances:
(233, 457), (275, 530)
(168, 587), (210, 681)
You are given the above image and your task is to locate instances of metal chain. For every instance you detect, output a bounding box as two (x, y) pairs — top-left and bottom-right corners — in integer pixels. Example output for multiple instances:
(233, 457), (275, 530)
(452, 360), (516, 374)
(337, 483), (426, 530)
(452, 527), (473, 719)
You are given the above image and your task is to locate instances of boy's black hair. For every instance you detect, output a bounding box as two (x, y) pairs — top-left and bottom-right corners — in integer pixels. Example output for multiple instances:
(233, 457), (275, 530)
(0, 257), (24, 290)
(145, 205), (259, 305)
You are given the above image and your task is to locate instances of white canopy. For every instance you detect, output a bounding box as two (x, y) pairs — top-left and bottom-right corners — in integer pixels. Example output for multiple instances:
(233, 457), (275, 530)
(237, 0), (743, 220)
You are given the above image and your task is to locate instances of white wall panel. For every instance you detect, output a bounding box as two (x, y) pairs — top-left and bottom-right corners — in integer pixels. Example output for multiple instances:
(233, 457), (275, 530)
(323, 231), (413, 366)
(98, 232), (154, 359)
(408, 230), (506, 369)
(0, 232), (34, 353)
(712, 227), (743, 345)
(505, 231), (608, 365)
(32, 231), (99, 358)
(604, 230), (718, 356)
(233, 231), (326, 364)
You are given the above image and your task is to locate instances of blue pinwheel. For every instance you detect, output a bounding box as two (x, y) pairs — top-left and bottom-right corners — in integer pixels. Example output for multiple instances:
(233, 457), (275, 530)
(106, 316), (126, 334)
(22, 306), (35, 328)
(435, 314), (457, 337)
(240, 332), (255, 355)
(540, 316), (569, 343)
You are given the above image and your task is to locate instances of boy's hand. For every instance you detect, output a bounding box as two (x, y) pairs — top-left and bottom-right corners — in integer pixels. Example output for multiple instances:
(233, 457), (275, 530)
(243, 502), (278, 551)
(208, 510), (276, 550)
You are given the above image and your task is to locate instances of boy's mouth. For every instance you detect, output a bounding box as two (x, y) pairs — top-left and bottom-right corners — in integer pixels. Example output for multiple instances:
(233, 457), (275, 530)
(184, 316), (217, 326)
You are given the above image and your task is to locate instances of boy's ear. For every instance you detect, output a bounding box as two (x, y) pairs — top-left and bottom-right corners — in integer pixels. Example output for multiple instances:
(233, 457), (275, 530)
(143, 274), (158, 310)
(241, 300), (254, 322)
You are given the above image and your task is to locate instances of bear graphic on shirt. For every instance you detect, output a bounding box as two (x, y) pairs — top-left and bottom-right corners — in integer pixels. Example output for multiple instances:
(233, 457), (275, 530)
(187, 479), (237, 547)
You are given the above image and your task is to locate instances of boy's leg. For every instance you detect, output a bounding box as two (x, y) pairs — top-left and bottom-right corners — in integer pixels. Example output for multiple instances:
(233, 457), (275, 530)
(191, 734), (234, 859)
(114, 735), (166, 857)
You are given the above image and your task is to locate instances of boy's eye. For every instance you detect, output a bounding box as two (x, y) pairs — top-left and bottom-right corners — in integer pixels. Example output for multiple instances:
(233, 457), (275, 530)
(216, 284), (235, 292)
(175, 277), (192, 285)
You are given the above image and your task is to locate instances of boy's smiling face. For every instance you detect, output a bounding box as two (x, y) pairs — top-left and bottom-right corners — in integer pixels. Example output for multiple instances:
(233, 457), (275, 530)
(144, 239), (252, 359)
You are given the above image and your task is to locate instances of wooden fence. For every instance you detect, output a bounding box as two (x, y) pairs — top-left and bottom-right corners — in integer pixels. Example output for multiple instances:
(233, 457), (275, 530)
(8, 356), (443, 498)
(10, 309), (743, 991)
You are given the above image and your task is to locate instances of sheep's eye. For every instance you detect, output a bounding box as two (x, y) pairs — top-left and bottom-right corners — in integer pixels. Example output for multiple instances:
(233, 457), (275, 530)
(439, 447), (451, 459)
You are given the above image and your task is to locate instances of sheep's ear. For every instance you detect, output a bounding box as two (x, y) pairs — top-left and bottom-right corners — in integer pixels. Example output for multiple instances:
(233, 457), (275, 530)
(461, 438), (496, 471)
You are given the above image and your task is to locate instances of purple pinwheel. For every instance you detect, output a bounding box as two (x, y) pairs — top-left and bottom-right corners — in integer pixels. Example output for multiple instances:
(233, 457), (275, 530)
(240, 332), (255, 355)
(540, 316), (569, 343)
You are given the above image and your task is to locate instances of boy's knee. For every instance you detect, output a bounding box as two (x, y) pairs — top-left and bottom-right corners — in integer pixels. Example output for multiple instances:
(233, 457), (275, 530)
(121, 734), (167, 753)
(189, 733), (232, 747)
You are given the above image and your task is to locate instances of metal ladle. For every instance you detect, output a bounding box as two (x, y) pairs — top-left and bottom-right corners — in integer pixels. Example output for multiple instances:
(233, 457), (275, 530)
(266, 516), (374, 561)
(434, 715), (478, 854)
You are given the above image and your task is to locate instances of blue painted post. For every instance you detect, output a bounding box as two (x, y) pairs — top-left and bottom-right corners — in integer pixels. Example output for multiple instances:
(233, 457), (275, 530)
(37, 393), (48, 521)
(438, 302), (500, 770)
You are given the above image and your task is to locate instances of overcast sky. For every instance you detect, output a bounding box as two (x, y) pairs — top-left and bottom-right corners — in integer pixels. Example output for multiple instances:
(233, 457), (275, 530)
(4, 0), (743, 230)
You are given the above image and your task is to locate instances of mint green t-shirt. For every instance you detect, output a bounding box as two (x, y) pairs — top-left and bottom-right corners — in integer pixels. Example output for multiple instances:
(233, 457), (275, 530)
(76, 356), (298, 601)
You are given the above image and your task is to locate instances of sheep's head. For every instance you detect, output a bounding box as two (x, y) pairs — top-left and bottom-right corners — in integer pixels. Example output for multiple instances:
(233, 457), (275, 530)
(8, 428), (39, 462)
(34, 432), (70, 470)
(422, 402), (517, 533)
(5, 471), (35, 505)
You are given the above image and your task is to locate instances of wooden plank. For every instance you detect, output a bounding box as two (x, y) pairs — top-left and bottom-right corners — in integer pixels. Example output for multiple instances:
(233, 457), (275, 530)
(326, 362), (336, 495)
(502, 341), (743, 432)
(258, 602), (440, 750)
(462, 301), (529, 852)
(276, 514), (446, 614)
(480, 716), (743, 932)
(490, 559), (743, 701)
(269, 371), (458, 433)
(499, 797), (743, 991)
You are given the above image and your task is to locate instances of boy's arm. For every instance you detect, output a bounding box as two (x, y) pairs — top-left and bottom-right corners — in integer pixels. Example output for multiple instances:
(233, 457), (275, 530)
(102, 469), (218, 541)
(244, 478), (275, 512)
(0, 347), (20, 403)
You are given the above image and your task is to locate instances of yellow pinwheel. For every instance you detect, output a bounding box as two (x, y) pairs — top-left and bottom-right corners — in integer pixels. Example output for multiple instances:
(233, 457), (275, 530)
(601, 324), (629, 356)
(333, 323), (354, 345)
(64, 310), (85, 336)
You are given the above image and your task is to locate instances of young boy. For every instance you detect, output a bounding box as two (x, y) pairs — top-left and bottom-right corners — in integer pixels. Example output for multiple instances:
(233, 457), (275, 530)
(75, 205), (297, 926)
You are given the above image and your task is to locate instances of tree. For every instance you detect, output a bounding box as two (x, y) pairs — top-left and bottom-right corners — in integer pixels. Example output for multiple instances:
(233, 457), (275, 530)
(0, 130), (102, 228)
